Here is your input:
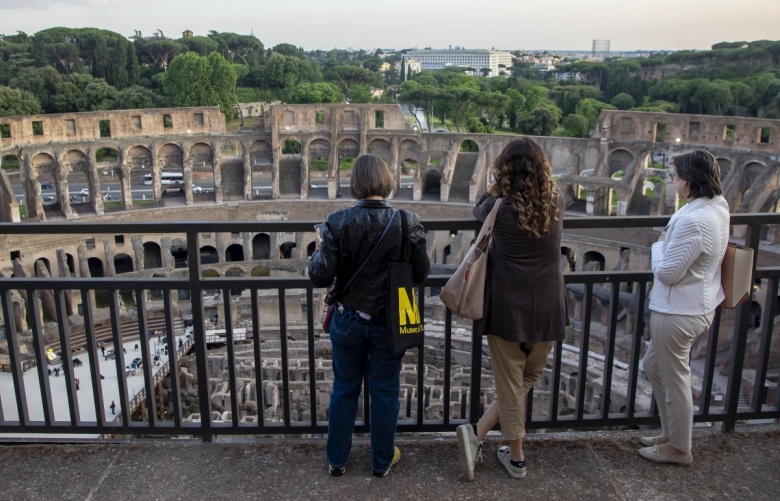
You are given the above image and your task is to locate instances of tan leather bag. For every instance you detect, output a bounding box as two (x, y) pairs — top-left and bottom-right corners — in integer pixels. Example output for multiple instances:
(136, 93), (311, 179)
(439, 198), (501, 320)
(720, 243), (753, 309)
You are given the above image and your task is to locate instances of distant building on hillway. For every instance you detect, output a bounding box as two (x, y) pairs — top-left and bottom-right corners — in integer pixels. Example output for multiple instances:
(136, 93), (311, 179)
(404, 48), (512, 77)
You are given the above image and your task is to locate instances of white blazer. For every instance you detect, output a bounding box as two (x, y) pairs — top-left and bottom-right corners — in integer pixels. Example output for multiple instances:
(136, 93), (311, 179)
(649, 195), (730, 316)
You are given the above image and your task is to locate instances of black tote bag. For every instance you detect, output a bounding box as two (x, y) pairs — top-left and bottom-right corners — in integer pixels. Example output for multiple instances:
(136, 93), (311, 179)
(386, 210), (424, 355)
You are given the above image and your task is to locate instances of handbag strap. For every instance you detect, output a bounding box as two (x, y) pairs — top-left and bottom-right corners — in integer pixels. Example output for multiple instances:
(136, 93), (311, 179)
(476, 197), (502, 245)
(341, 208), (398, 292)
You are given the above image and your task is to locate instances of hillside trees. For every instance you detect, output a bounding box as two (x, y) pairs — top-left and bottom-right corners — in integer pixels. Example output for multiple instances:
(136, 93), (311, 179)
(163, 51), (237, 118)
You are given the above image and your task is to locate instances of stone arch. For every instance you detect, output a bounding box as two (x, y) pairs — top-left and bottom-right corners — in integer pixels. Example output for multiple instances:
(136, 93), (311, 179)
(126, 145), (152, 169)
(717, 157), (732, 180)
(282, 138), (302, 155)
(741, 161), (765, 195)
(368, 138), (392, 165)
(64, 149), (91, 205)
(279, 241), (296, 259)
(87, 257), (104, 277)
(251, 265), (270, 277)
(338, 138), (360, 169)
(250, 140), (273, 165)
(114, 253), (134, 274)
(250, 140), (273, 199)
(1, 153), (20, 172)
(443, 244), (452, 264)
(143, 241), (163, 269)
(607, 149), (634, 176)
(582, 251), (605, 271)
(199, 245), (219, 265)
(460, 139), (479, 152)
(399, 139), (420, 176)
(62, 149), (88, 173)
(189, 142), (213, 169)
(252, 233), (271, 260)
(32, 153), (56, 200)
(422, 169), (441, 197)
(3, 154), (24, 209)
(307, 241), (316, 257)
(170, 238), (188, 268)
(95, 147), (120, 171)
(158, 143), (184, 169)
(225, 244), (244, 262)
(308, 138), (330, 174)
(34, 257), (51, 277)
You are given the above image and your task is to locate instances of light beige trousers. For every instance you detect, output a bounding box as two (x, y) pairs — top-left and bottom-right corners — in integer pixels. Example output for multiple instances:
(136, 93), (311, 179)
(487, 335), (554, 441)
(644, 310), (713, 453)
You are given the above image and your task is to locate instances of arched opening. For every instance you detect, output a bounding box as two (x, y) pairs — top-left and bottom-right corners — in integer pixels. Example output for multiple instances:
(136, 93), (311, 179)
(96, 147), (120, 202)
(442, 245), (451, 264)
(126, 145), (152, 203)
(739, 162), (765, 207)
(149, 273), (165, 301)
(251, 265), (270, 277)
(307, 241), (317, 257)
(717, 158), (732, 181)
(308, 139), (331, 194)
(368, 139), (392, 166)
(226, 267), (244, 296)
(226, 244), (244, 262)
(561, 247), (576, 271)
(143, 242), (163, 269)
(33, 153), (57, 213)
(422, 169), (441, 199)
(282, 139), (302, 155)
(157, 143), (185, 199)
(2, 154), (24, 215)
(64, 149), (92, 209)
(114, 253), (134, 274)
(582, 251), (605, 271)
(199, 246), (219, 265)
(65, 253), (76, 275)
(171, 238), (188, 268)
(279, 241), (297, 259)
(87, 257), (104, 277)
(250, 139), (273, 199)
(34, 257), (51, 277)
(460, 140), (478, 152)
(608, 149), (634, 177)
(252, 233), (271, 260)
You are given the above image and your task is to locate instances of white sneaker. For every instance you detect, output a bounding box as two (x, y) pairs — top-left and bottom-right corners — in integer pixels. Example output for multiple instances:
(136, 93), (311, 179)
(456, 424), (482, 481)
(497, 445), (526, 479)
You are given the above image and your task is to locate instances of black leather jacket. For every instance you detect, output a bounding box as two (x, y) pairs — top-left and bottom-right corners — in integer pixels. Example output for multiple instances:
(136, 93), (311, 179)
(308, 199), (430, 317)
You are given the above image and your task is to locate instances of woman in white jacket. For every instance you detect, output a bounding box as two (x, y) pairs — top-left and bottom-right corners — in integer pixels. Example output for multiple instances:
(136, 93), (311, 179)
(641, 150), (730, 466)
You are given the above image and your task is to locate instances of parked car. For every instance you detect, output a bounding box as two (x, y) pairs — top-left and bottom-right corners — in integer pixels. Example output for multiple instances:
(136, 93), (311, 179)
(192, 185), (203, 193)
(80, 188), (90, 196)
(40, 181), (51, 189)
(41, 194), (55, 202)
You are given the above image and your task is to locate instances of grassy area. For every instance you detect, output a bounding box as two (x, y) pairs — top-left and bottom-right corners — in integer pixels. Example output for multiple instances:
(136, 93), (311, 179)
(226, 116), (258, 133)
(340, 157), (354, 170)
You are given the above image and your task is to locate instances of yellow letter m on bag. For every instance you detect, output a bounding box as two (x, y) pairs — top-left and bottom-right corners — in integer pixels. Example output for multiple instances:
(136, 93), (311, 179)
(397, 287), (421, 333)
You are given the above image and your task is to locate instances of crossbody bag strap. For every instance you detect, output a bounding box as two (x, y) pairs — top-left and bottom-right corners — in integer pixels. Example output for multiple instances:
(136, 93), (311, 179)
(341, 208), (398, 292)
(399, 210), (410, 262)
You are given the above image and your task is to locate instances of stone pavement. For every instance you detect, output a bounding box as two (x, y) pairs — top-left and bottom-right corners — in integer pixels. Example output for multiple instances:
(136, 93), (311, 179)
(0, 424), (778, 501)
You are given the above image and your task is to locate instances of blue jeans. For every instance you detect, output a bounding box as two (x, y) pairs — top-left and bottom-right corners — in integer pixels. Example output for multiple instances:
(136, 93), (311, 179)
(327, 307), (403, 473)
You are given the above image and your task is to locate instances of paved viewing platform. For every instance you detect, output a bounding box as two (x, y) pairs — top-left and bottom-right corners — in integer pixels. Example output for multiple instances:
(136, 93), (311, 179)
(0, 424), (777, 500)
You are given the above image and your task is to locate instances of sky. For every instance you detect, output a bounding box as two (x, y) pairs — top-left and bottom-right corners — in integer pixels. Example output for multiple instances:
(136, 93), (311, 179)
(1, 0), (778, 52)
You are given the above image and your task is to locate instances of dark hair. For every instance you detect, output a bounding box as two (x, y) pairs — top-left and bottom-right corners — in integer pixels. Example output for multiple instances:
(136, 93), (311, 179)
(350, 154), (395, 200)
(672, 150), (722, 199)
(488, 138), (558, 237)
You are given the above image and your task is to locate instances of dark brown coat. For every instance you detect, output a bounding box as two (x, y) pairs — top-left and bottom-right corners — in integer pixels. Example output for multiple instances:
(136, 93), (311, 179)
(473, 191), (567, 343)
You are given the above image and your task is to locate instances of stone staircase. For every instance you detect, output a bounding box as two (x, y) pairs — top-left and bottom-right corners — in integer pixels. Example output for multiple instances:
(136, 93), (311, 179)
(448, 152), (478, 202)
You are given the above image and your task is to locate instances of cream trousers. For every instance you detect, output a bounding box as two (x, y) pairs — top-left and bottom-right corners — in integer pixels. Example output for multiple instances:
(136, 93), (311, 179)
(644, 310), (713, 452)
(487, 335), (554, 441)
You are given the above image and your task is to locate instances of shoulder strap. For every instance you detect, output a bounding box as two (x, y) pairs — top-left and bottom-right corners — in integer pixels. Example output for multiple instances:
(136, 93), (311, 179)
(399, 210), (411, 262)
(341, 209), (398, 291)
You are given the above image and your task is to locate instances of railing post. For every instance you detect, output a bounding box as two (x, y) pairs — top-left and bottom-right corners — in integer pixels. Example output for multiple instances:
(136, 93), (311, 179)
(722, 223), (760, 432)
(469, 319), (482, 424)
(187, 230), (212, 442)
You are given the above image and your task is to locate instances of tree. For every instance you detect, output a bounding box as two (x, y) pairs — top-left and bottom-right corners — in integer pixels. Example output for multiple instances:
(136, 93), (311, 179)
(327, 65), (381, 93)
(0, 86), (42, 116)
(180, 36), (219, 56)
(114, 85), (161, 109)
(610, 92), (636, 110)
(163, 51), (237, 118)
(77, 79), (119, 111)
(269, 43), (305, 59)
(576, 98), (616, 130)
(691, 80), (733, 114)
(290, 82), (344, 103)
(142, 39), (184, 70)
(518, 107), (559, 136)
(561, 113), (590, 138)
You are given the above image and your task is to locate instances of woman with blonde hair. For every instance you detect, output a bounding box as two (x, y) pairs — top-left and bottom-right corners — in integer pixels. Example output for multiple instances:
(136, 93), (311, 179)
(457, 137), (567, 480)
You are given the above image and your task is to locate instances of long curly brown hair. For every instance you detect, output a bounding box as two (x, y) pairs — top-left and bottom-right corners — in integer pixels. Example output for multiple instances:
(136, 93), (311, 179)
(488, 138), (558, 237)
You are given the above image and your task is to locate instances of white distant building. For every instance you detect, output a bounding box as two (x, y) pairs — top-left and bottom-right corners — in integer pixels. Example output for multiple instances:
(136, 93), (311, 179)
(404, 49), (512, 76)
(396, 58), (422, 80)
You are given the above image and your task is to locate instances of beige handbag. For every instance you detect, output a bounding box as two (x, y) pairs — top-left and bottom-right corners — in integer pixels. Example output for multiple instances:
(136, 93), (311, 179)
(720, 243), (753, 309)
(439, 198), (502, 320)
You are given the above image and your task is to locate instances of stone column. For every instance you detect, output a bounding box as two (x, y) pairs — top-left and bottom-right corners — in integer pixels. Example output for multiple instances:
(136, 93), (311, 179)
(328, 108), (341, 200)
(271, 109), (281, 200)
(242, 232), (253, 261)
(131, 235), (145, 272)
(215, 232), (227, 263)
(388, 137), (400, 200)
(151, 146), (161, 206)
(103, 239), (117, 277)
(243, 142), (253, 201)
(300, 140), (310, 200)
(213, 142), (224, 204)
(88, 151), (104, 216)
(77, 243), (97, 316)
(359, 108), (368, 156)
(160, 237), (174, 269)
(413, 147), (427, 202)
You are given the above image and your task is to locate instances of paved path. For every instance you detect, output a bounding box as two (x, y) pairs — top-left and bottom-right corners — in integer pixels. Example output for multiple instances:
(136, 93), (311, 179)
(0, 424), (777, 500)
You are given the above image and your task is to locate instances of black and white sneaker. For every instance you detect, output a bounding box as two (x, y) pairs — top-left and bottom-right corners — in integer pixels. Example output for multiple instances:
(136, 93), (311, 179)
(328, 464), (345, 477)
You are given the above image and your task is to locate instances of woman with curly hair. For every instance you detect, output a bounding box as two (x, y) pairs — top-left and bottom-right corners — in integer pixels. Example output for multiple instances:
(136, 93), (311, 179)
(457, 137), (567, 481)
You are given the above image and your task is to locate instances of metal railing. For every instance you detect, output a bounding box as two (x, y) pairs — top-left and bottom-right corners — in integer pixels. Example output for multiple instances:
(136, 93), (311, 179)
(0, 215), (778, 441)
